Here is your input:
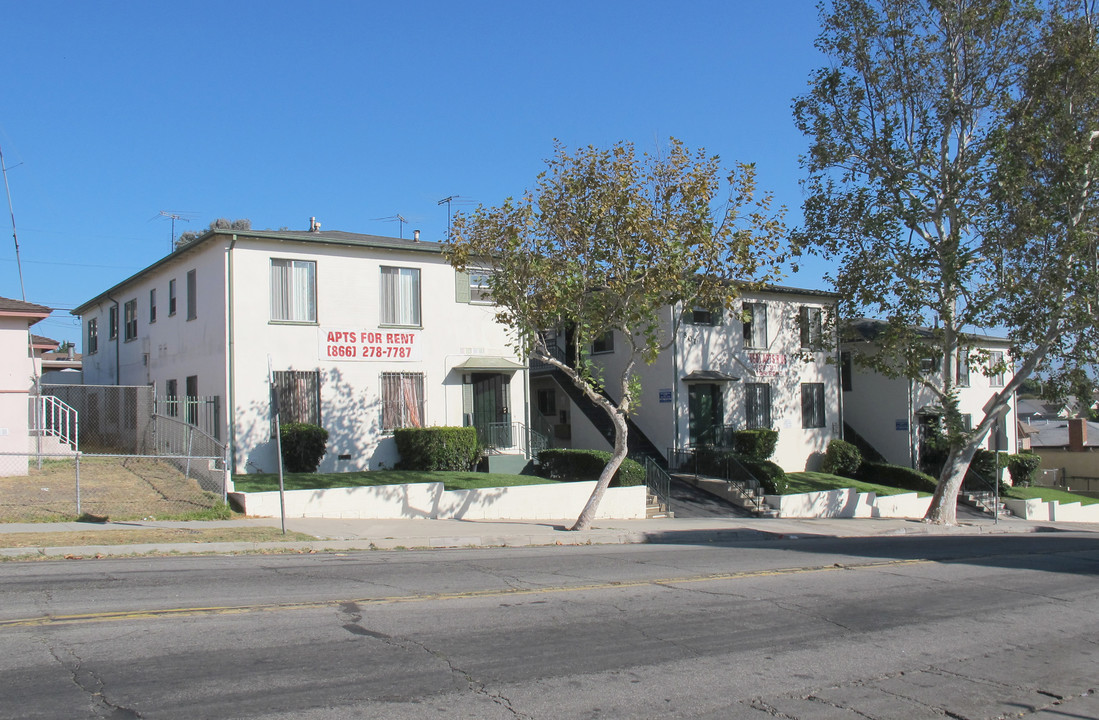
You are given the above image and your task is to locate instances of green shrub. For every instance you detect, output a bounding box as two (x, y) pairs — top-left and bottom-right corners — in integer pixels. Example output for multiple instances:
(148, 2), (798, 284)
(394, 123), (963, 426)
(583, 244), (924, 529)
(857, 462), (937, 494)
(537, 449), (645, 487)
(822, 439), (862, 478)
(280, 423), (329, 473)
(1007, 452), (1042, 487)
(394, 426), (480, 471)
(732, 429), (778, 460)
(740, 457), (789, 494)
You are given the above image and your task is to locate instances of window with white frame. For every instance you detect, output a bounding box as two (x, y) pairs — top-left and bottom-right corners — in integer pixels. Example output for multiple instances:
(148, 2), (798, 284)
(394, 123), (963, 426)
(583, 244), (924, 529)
(956, 349), (970, 387)
(149, 288), (157, 323)
(590, 330), (614, 354)
(380, 267), (421, 326)
(745, 383), (772, 429)
(742, 303), (767, 348)
(109, 305), (118, 340)
(123, 299), (137, 341)
(168, 279), (177, 316)
(87, 318), (98, 355)
(989, 350), (1004, 387)
(381, 372), (425, 431)
(799, 306), (823, 350)
(468, 270), (492, 303)
(270, 259), (317, 323)
(801, 383), (826, 428)
(186, 269), (197, 320)
(687, 305), (721, 326)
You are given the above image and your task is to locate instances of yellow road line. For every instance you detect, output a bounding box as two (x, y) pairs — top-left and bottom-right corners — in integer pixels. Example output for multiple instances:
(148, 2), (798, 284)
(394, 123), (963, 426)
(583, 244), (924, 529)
(0, 557), (932, 629)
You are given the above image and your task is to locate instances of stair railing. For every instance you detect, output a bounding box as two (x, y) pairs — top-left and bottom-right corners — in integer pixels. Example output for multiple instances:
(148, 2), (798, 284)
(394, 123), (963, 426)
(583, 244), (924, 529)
(29, 394), (79, 451)
(638, 455), (672, 514)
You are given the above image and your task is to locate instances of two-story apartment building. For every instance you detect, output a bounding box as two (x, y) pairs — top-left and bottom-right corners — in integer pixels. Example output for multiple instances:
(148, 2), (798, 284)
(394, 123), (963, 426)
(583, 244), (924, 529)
(840, 318), (1017, 469)
(72, 223), (527, 474)
(531, 286), (842, 472)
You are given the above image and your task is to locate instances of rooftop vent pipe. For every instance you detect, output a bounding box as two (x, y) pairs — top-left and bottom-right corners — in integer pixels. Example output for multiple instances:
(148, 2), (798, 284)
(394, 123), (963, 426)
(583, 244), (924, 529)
(309, 217), (322, 232)
(413, 229), (420, 242)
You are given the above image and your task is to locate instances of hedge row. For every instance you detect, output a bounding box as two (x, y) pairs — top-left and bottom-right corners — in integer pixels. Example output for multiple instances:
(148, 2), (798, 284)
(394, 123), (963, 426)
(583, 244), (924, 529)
(537, 449), (645, 487)
(393, 427), (480, 471)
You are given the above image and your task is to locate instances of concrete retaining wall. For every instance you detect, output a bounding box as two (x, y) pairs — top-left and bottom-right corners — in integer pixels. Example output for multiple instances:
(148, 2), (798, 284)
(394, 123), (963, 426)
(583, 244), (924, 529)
(234, 481), (647, 520)
(764, 488), (932, 519)
(1003, 497), (1099, 523)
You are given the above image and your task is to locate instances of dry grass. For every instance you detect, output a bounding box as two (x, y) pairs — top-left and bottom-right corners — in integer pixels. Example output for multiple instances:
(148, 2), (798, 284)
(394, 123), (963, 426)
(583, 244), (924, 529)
(1, 457), (231, 523)
(0, 526), (316, 549)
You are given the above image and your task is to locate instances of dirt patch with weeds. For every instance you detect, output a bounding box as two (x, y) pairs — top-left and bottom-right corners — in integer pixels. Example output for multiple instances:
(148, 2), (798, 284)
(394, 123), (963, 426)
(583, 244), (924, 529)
(1, 457), (229, 523)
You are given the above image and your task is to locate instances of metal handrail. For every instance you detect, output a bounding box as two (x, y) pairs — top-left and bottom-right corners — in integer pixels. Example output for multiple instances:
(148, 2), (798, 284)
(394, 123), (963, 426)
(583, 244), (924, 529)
(29, 394), (79, 450)
(668, 446), (769, 513)
(481, 421), (551, 460)
(639, 455), (672, 513)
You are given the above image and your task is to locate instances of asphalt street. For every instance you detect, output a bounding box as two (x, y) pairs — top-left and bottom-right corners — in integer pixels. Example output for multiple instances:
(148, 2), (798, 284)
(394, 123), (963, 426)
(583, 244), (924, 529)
(1, 532), (1096, 719)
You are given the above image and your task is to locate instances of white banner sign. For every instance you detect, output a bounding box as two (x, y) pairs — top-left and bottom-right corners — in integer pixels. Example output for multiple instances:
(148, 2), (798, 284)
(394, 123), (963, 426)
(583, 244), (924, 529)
(319, 328), (423, 362)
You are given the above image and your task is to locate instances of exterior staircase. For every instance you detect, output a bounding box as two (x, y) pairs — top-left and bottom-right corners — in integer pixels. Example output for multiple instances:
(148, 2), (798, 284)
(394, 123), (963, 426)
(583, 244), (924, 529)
(646, 491), (673, 518)
(532, 363), (667, 469)
(28, 394), (79, 456)
(961, 490), (1013, 518)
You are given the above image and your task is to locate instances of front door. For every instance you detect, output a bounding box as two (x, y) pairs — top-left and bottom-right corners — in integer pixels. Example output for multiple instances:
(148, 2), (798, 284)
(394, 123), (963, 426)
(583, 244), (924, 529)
(688, 383), (723, 447)
(472, 373), (511, 448)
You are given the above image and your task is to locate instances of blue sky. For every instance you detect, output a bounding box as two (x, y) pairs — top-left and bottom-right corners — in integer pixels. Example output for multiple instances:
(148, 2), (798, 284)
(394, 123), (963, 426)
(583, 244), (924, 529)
(1, 1), (829, 348)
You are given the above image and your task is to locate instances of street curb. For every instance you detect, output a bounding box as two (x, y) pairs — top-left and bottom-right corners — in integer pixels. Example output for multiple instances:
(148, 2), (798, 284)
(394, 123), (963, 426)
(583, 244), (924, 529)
(0, 520), (1062, 560)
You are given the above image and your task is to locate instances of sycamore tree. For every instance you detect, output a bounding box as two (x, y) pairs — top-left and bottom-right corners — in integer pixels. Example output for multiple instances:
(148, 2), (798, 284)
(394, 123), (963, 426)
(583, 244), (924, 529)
(445, 139), (785, 530)
(794, 0), (1099, 524)
(991, 14), (1099, 430)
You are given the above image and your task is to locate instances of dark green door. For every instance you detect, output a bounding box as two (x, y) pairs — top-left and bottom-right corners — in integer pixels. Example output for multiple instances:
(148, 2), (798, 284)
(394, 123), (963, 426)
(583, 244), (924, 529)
(688, 383), (723, 447)
(472, 373), (511, 448)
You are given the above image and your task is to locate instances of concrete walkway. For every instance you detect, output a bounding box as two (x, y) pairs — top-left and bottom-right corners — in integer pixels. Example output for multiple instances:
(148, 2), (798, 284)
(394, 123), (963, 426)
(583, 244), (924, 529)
(3, 512), (1096, 559)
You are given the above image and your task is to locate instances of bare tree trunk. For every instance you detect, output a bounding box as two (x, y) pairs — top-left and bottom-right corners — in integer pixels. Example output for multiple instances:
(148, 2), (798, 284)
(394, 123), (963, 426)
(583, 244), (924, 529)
(570, 409), (629, 531)
(924, 440), (980, 525)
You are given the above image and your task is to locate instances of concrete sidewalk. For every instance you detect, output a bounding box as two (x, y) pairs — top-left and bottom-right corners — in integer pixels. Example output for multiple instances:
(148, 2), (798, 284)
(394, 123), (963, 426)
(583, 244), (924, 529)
(3, 513), (1095, 559)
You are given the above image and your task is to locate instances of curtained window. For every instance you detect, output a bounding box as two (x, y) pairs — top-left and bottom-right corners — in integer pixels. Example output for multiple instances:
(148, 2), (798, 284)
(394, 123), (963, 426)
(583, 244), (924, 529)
(270, 259), (317, 323)
(381, 372), (425, 431)
(380, 267), (421, 326)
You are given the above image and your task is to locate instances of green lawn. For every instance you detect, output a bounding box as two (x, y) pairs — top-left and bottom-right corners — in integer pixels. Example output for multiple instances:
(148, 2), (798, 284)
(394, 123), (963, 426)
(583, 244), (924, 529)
(785, 471), (931, 497)
(1006, 486), (1099, 506)
(232, 470), (558, 494)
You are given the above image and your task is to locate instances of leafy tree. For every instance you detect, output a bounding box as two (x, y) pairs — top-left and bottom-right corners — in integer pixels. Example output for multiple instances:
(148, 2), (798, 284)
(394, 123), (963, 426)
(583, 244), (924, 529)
(446, 139), (785, 530)
(794, 0), (1099, 524)
(175, 218), (252, 249)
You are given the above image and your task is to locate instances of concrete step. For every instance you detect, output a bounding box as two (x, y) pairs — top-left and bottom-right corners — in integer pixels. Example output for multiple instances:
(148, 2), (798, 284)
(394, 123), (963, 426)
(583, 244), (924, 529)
(28, 434), (77, 455)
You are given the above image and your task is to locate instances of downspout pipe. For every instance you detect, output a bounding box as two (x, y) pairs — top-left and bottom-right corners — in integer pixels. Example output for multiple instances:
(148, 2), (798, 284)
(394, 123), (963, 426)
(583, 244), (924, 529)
(227, 235), (238, 474)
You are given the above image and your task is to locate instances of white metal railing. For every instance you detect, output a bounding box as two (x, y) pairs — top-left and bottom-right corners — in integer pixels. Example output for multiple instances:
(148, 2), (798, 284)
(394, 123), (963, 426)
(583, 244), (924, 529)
(29, 394), (79, 451)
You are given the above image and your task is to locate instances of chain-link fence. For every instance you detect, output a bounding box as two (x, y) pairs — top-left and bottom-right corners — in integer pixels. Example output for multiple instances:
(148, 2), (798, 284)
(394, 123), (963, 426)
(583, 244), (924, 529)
(8, 384), (231, 523)
(0, 452), (229, 523)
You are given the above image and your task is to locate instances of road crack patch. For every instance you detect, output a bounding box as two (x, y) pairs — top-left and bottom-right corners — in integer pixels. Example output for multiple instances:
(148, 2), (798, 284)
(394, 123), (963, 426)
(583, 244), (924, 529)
(49, 645), (142, 718)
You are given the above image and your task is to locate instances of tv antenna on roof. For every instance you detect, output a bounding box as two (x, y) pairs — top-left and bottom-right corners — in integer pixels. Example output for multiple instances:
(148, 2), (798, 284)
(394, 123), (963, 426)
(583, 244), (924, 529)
(0, 142), (26, 301)
(437, 195), (471, 239)
(154, 210), (196, 252)
(372, 213), (409, 238)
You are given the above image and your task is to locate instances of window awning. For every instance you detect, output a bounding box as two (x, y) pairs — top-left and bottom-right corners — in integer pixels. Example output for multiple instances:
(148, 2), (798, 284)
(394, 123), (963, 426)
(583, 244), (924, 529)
(452, 356), (527, 373)
(681, 370), (740, 383)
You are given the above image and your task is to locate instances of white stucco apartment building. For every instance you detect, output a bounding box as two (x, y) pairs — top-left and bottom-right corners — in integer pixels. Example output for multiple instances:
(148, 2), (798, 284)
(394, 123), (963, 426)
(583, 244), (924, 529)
(531, 286), (842, 472)
(841, 319), (1018, 468)
(72, 224), (527, 474)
